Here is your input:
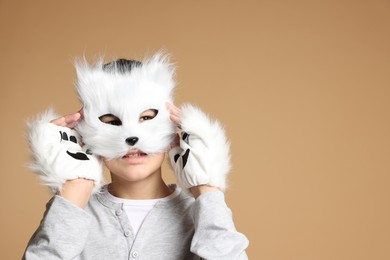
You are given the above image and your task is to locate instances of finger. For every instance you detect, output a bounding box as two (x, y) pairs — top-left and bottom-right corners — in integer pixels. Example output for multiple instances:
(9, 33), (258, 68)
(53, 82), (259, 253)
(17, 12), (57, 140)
(166, 103), (182, 127)
(170, 114), (182, 126)
(62, 113), (81, 127)
(64, 112), (82, 128)
(67, 120), (78, 129)
(50, 116), (67, 126)
(68, 108), (84, 128)
(50, 112), (81, 128)
(78, 107), (84, 119)
(166, 102), (181, 117)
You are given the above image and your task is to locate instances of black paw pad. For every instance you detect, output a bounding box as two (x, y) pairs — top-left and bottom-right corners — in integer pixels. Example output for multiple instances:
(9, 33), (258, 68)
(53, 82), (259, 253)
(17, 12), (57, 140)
(59, 131), (77, 144)
(61, 131), (68, 141)
(69, 136), (77, 144)
(182, 149), (190, 168)
(66, 151), (90, 160)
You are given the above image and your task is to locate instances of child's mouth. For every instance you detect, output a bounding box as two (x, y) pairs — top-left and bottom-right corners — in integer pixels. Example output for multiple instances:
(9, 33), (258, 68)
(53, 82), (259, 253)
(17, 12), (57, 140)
(122, 150), (147, 159)
(122, 153), (146, 158)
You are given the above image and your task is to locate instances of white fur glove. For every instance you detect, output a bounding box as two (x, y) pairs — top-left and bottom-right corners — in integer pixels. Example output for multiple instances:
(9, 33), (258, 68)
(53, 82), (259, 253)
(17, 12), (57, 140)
(27, 109), (103, 194)
(169, 104), (231, 191)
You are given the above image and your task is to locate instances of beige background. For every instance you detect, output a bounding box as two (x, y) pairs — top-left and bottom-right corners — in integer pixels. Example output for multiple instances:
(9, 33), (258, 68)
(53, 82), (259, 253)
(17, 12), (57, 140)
(1, 0), (389, 259)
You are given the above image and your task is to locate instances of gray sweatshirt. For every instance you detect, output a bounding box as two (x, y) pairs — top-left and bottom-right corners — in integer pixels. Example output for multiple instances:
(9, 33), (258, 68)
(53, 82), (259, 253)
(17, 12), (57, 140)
(23, 187), (249, 260)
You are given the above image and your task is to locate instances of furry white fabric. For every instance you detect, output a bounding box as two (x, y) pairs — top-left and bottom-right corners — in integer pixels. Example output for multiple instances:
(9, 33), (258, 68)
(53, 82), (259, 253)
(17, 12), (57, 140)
(75, 52), (176, 159)
(26, 52), (231, 194)
(169, 104), (231, 191)
(27, 109), (103, 194)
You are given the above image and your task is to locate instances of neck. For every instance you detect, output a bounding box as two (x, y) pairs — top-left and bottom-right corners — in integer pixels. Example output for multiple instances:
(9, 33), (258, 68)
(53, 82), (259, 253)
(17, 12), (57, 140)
(108, 169), (172, 200)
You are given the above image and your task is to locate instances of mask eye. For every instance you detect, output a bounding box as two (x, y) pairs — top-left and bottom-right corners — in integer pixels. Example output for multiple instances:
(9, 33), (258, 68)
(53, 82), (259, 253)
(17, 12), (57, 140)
(139, 109), (158, 122)
(99, 114), (122, 126)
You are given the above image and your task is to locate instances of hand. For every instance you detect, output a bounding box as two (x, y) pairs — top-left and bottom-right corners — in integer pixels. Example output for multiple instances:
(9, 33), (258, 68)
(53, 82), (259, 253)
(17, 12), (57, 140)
(50, 109), (83, 128)
(27, 108), (103, 201)
(50, 109), (97, 207)
(167, 103), (231, 195)
(166, 102), (182, 127)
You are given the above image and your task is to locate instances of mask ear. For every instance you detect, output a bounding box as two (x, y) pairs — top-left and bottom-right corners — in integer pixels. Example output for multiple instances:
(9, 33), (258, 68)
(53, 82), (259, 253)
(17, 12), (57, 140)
(75, 52), (176, 106)
(74, 57), (105, 108)
(141, 52), (176, 98)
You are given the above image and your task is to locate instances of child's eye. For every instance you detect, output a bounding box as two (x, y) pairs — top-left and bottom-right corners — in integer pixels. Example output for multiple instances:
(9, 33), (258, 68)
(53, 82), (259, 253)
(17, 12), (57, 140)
(107, 120), (122, 126)
(139, 109), (158, 122)
(140, 116), (153, 121)
(99, 114), (122, 126)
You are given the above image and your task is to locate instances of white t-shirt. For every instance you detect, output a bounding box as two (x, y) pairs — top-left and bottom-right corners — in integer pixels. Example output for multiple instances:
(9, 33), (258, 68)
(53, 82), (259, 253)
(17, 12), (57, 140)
(104, 185), (181, 235)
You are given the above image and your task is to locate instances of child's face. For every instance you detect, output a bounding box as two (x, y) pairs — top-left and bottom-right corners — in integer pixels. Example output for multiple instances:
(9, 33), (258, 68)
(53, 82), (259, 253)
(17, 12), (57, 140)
(75, 54), (176, 160)
(103, 151), (165, 182)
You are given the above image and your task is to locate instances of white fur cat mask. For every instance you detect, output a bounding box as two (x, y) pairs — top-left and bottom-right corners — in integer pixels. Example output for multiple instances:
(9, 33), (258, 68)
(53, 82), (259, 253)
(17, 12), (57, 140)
(75, 53), (176, 159)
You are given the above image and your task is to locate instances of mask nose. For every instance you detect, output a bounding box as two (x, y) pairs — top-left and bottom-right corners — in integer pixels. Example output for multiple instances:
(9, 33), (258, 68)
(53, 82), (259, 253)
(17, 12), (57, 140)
(125, 137), (139, 146)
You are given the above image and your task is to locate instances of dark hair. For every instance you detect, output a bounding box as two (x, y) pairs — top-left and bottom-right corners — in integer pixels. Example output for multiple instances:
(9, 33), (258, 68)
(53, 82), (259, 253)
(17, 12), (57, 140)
(103, 59), (142, 74)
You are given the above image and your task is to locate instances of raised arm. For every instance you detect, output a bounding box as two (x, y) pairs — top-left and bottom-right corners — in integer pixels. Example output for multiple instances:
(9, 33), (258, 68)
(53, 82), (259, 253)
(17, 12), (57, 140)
(23, 109), (102, 259)
(167, 103), (249, 259)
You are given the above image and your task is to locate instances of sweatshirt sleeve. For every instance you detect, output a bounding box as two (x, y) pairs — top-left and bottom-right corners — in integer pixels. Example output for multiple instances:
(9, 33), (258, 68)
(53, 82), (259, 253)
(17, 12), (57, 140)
(191, 191), (249, 260)
(23, 195), (92, 260)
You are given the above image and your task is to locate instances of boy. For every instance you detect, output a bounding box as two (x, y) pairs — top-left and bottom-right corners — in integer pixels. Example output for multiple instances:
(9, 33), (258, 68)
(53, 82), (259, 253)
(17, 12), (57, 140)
(23, 54), (249, 259)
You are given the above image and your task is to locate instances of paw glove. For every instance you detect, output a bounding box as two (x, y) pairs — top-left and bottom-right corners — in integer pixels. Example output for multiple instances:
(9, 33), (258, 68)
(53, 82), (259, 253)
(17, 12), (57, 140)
(27, 109), (103, 194)
(169, 104), (231, 191)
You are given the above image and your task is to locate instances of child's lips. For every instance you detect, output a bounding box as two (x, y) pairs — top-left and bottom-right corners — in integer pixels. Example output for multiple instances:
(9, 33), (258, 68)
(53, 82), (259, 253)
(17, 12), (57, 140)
(122, 150), (148, 162)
